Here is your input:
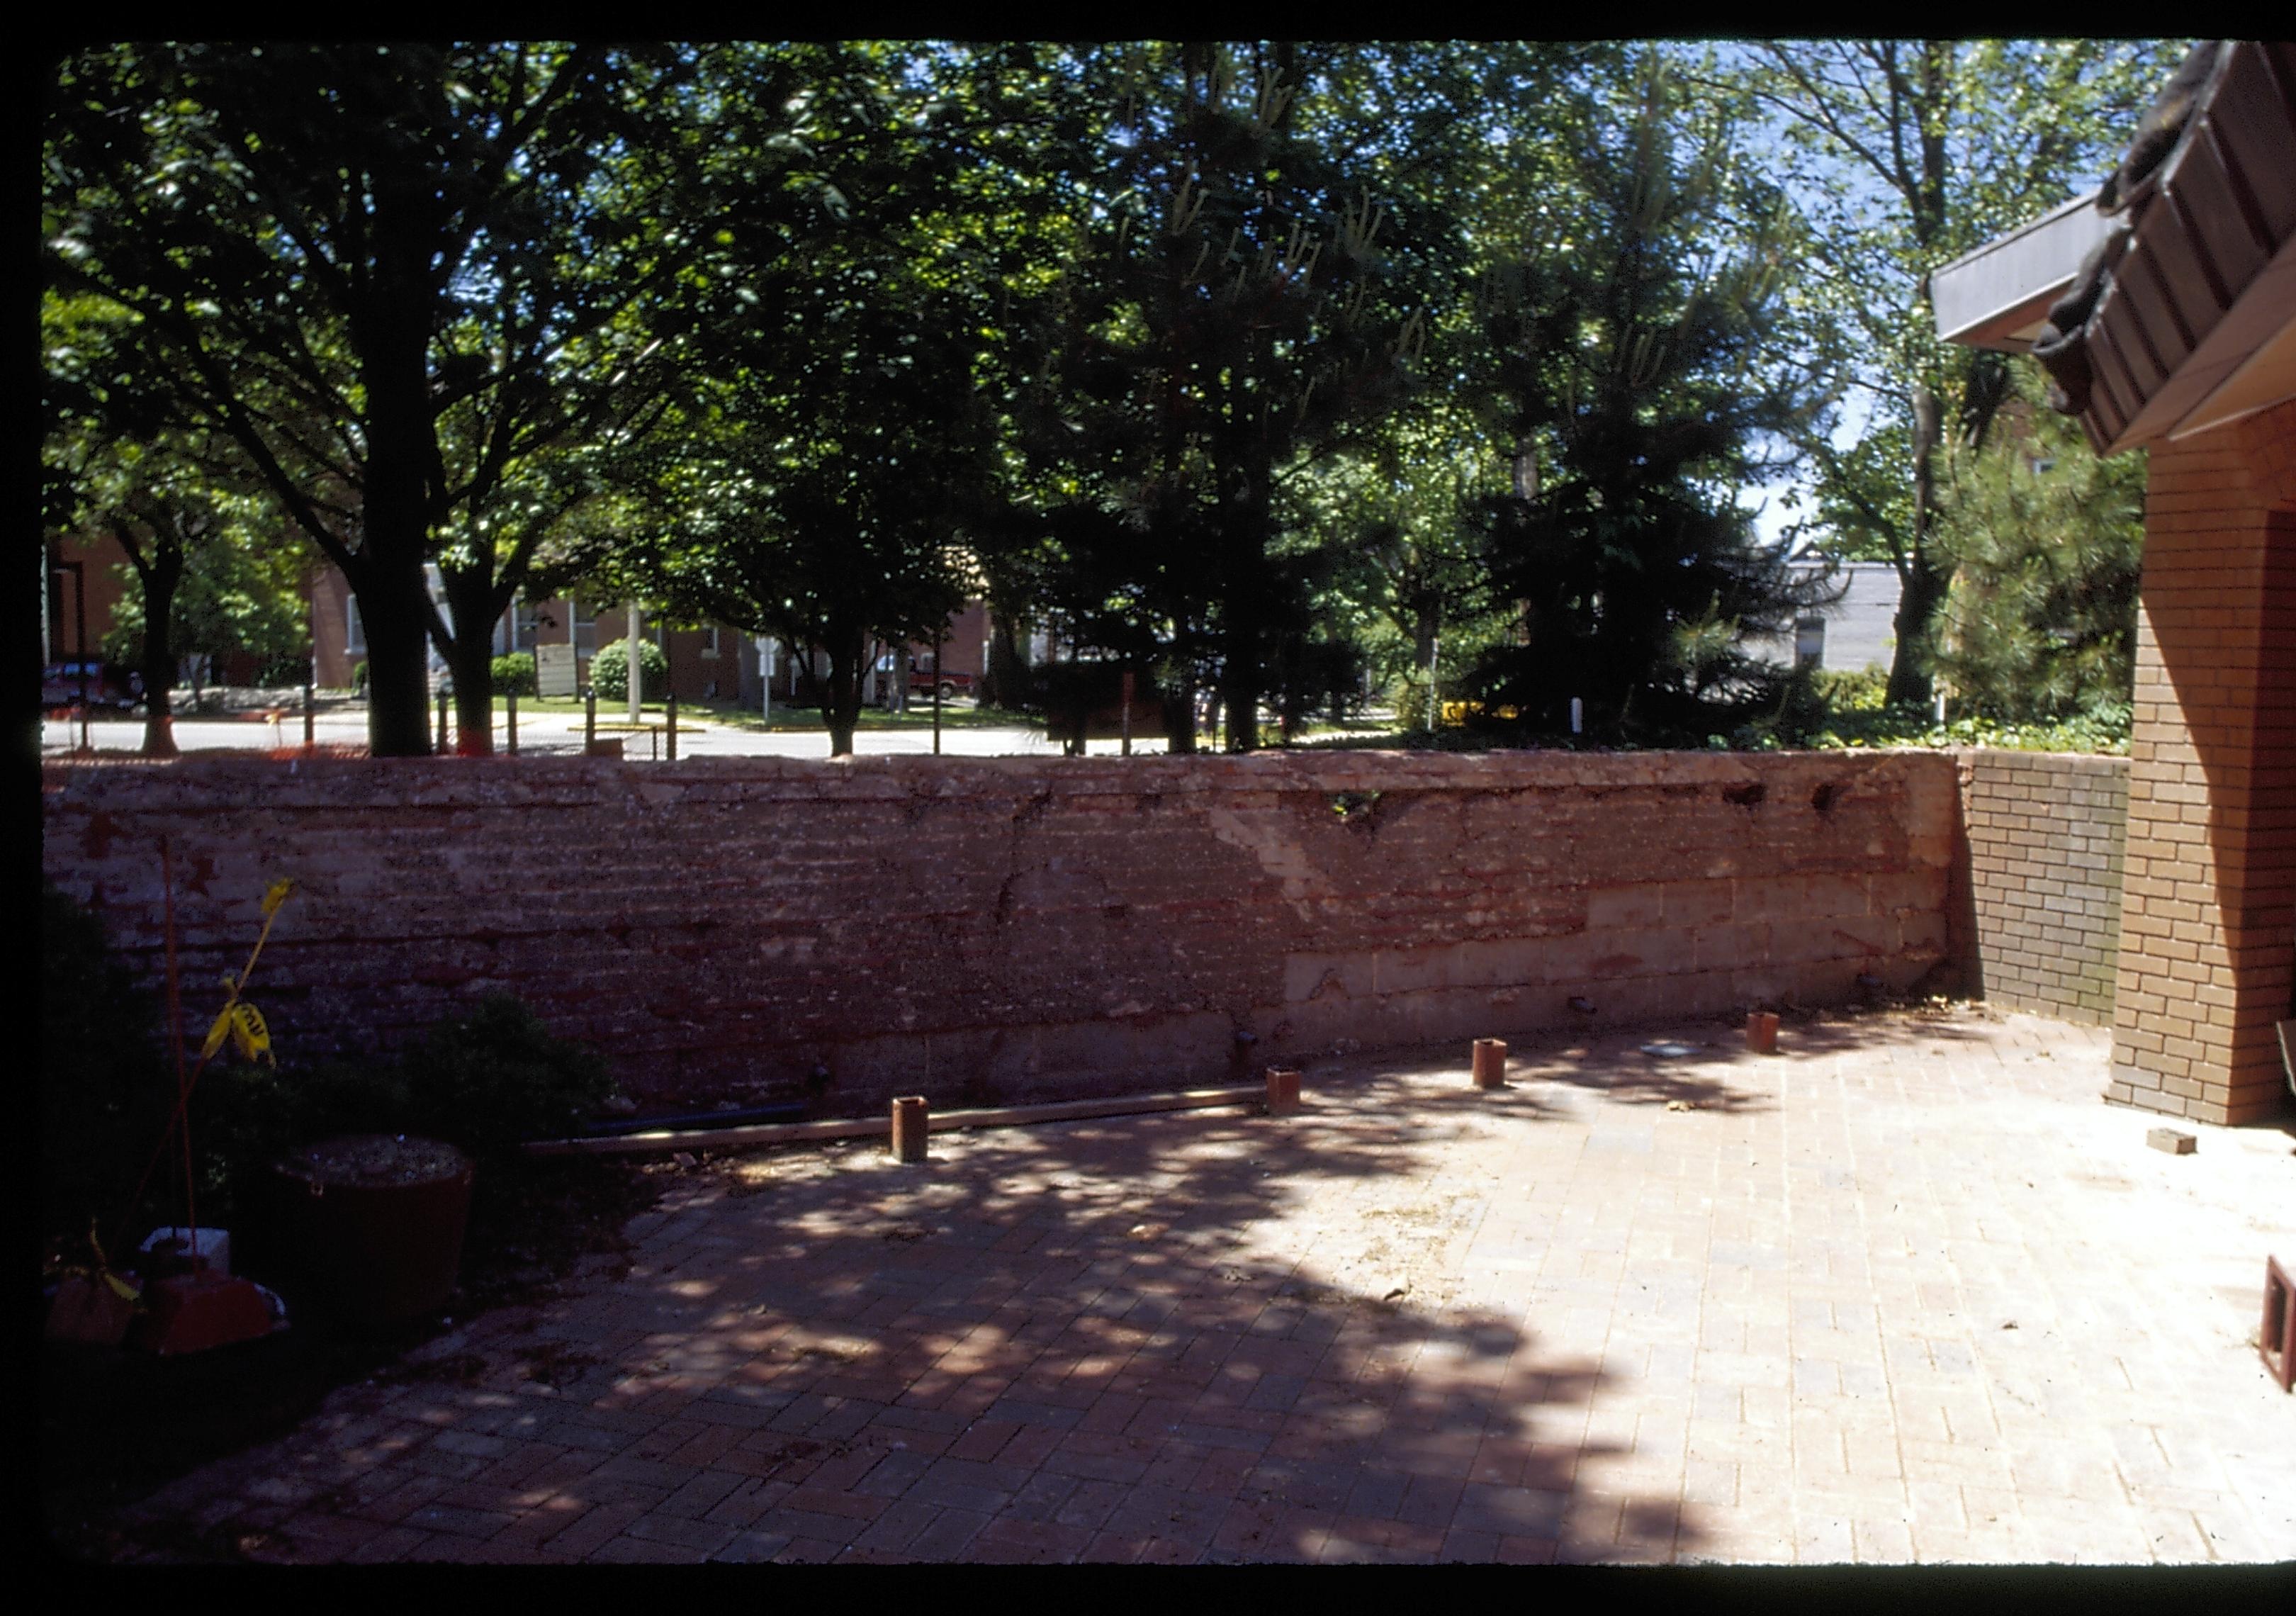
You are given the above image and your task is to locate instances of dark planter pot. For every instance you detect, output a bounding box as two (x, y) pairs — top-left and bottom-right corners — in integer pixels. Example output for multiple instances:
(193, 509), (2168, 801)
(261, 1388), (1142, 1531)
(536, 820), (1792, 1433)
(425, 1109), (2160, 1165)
(273, 1136), (473, 1328)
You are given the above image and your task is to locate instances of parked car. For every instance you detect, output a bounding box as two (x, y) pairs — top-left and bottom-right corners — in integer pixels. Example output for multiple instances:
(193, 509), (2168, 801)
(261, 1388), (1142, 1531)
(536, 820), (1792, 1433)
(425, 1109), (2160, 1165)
(908, 666), (975, 702)
(41, 661), (143, 712)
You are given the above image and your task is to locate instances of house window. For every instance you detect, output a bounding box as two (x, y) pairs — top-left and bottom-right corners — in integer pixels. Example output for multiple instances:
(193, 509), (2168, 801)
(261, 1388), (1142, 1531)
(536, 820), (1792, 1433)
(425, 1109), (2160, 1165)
(701, 624), (721, 659)
(1794, 617), (1826, 668)
(346, 596), (366, 655)
(573, 597), (597, 652)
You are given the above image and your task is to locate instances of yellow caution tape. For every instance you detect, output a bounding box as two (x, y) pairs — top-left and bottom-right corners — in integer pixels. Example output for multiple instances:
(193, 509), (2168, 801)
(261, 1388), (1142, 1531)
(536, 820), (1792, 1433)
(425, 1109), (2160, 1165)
(230, 1002), (274, 1065)
(201, 1006), (235, 1060)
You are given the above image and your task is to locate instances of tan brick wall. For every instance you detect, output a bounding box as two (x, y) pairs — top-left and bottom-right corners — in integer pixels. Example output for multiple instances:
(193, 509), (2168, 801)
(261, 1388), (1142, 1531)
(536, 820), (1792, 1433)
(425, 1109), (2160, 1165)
(40, 748), (1961, 1118)
(2109, 398), (2296, 1125)
(1957, 751), (2127, 1027)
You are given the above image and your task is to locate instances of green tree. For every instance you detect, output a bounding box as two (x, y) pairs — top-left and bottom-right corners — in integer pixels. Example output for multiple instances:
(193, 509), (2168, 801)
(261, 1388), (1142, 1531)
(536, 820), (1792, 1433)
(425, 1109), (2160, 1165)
(1015, 42), (1452, 751)
(1468, 68), (1828, 742)
(100, 507), (314, 703)
(602, 43), (1003, 756)
(43, 291), (308, 753)
(44, 43), (726, 755)
(1282, 402), (1513, 729)
(1928, 373), (2144, 720)
(1713, 40), (2189, 707)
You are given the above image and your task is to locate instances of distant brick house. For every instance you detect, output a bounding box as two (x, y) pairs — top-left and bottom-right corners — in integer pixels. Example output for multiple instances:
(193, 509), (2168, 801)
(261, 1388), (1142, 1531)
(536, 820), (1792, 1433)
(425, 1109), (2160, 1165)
(43, 534), (134, 665)
(45, 531), (271, 686)
(1932, 39), (2295, 1124)
(308, 564), (996, 709)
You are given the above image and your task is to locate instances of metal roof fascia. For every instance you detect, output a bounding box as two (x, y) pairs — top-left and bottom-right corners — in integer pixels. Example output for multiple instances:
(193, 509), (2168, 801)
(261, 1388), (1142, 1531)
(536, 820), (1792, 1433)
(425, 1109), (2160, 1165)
(1931, 191), (2112, 347)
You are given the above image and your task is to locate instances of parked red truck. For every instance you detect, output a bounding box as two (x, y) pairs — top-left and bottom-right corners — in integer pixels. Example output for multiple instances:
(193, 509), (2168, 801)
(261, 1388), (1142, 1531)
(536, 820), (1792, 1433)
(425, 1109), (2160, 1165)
(907, 666), (975, 702)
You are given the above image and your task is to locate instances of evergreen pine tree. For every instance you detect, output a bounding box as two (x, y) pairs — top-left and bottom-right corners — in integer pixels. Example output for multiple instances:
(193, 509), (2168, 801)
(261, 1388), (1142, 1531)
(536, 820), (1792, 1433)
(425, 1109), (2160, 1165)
(1470, 74), (1827, 743)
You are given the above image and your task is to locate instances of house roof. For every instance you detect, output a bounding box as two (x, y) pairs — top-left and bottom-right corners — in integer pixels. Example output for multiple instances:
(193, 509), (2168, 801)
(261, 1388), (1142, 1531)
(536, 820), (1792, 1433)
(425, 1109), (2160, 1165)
(1929, 191), (2117, 352)
(1932, 40), (2296, 456)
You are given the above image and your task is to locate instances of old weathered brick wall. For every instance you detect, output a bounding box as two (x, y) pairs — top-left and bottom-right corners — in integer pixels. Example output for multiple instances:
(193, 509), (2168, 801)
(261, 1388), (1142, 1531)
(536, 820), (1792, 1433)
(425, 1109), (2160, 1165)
(41, 750), (1961, 1118)
(1957, 750), (2128, 1027)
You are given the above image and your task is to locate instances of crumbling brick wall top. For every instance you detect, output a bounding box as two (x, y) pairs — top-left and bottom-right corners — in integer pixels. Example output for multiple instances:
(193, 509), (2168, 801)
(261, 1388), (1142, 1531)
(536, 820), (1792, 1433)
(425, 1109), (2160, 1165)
(42, 748), (1963, 1116)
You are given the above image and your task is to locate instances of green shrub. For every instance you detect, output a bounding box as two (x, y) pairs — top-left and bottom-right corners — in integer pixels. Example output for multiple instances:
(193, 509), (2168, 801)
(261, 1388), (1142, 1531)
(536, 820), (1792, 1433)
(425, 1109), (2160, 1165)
(350, 659), (368, 693)
(199, 1058), (414, 1212)
(1802, 700), (2129, 755)
(39, 887), (175, 1262)
(36, 897), (617, 1263)
(258, 651), (314, 687)
(588, 639), (668, 702)
(201, 997), (614, 1221)
(491, 652), (538, 698)
(1811, 667), (1889, 713)
(400, 994), (617, 1163)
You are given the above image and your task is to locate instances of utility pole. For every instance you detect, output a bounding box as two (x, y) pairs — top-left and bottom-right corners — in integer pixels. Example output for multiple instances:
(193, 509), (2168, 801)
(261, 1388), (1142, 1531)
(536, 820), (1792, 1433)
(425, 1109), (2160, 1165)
(626, 600), (642, 727)
(54, 560), (90, 753)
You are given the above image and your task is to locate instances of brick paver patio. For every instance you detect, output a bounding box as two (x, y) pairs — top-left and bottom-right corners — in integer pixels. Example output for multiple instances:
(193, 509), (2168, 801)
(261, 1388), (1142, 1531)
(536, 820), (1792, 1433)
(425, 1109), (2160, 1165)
(108, 1006), (2296, 1564)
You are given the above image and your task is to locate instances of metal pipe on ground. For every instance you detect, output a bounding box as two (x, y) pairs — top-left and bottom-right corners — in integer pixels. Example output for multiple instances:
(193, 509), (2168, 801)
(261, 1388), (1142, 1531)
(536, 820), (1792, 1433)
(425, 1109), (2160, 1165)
(890, 1096), (928, 1162)
(522, 1083), (1267, 1158)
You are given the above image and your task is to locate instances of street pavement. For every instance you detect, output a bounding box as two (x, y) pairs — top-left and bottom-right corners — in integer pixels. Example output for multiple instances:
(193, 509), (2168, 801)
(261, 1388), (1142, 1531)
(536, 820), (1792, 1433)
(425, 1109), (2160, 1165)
(40, 707), (1171, 761)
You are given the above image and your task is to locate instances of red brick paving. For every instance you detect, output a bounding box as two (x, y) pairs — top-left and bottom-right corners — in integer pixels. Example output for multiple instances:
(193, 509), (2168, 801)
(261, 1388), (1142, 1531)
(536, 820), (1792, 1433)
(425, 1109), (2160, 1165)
(96, 1009), (2296, 1563)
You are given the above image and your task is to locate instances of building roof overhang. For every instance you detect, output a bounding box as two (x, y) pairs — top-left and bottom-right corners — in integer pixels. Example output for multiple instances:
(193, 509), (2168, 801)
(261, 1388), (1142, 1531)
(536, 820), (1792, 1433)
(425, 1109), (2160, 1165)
(1929, 191), (2118, 353)
(1933, 40), (2296, 456)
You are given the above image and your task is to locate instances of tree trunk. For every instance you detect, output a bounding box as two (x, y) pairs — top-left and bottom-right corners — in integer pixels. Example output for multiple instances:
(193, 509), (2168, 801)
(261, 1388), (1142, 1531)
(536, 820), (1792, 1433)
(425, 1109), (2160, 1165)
(1410, 605), (1441, 732)
(982, 614), (1028, 711)
(354, 218), (446, 758)
(1218, 521), (1267, 754)
(112, 515), (186, 758)
(1887, 556), (1952, 709)
(1162, 678), (1197, 753)
(356, 549), (439, 756)
(440, 561), (498, 756)
(137, 542), (183, 758)
(821, 626), (867, 757)
(1886, 382), (1947, 708)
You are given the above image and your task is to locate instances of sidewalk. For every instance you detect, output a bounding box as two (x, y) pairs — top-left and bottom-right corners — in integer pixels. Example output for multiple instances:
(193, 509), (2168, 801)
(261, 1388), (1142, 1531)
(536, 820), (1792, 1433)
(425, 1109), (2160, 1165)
(100, 1006), (2296, 1564)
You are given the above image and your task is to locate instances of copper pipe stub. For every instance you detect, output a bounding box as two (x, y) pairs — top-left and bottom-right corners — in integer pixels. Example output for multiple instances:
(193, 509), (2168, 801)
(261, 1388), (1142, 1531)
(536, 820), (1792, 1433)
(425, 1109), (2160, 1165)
(1266, 1067), (1302, 1115)
(1745, 1011), (1780, 1055)
(1472, 1038), (1507, 1089)
(890, 1096), (929, 1162)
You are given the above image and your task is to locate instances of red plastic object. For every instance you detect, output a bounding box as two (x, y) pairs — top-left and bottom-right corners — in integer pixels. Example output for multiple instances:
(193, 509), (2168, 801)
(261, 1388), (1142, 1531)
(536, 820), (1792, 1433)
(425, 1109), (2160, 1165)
(2263, 1256), (2294, 1393)
(45, 1274), (137, 1346)
(128, 1273), (275, 1356)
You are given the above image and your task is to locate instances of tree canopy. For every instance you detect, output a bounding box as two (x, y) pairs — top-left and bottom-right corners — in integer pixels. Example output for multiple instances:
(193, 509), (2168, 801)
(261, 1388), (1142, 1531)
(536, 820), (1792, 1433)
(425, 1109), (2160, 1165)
(1466, 67), (1830, 743)
(43, 40), (2166, 754)
(1703, 40), (2186, 707)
